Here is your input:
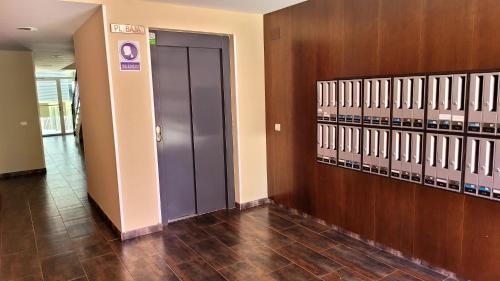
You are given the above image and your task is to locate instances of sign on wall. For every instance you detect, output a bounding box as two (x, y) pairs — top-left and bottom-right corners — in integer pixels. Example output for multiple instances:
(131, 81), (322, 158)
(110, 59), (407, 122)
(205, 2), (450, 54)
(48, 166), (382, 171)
(111, 24), (145, 34)
(118, 41), (141, 71)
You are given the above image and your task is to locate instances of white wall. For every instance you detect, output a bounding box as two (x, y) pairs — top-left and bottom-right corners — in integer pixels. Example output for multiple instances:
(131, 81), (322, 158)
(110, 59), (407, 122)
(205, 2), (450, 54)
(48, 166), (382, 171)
(0, 50), (45, 175)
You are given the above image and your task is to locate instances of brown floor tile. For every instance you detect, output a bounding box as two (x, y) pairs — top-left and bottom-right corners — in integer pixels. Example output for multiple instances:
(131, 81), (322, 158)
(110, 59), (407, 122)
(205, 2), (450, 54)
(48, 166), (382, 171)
(71, 234), (113, 260)
(54, 197), (82, 210)
(82, 253), (134, 281)
(280, 225), (337, 252)
(169, 257), (226, 281)
(36, 231), (74, 258)
(247, 209), (298, 231)
(381, 270), (423, 281)
(266, 205), (297, 217)
(1, 231), (37, 255)
(33, 216), (67, 236)
(59, 207), (89, 222)
(164, 221), (211, 244)
(244, 225), (295, 250)
(64, 218), (99, 238)
(276, 242), (342, 277)
(0, 251), (42, 280)
(212, 209), (250, 226)
(231, 240), (290, 273)
(204, 222), (249, 247)
(109, 238), (158, 262)
(1, 216), (33, 233)
(121, 254), (179, 281)
(322, 244), (395, 279)
(296, 219), (331, 233)
(267, 264), (322, 281)
(212, 208), (241, 221)
(321, 268), (370, 281)
(218, 261), (270, 281)
(321, 230), (380, 255)
(369, 251), (447, 281)
(188, 237), (241, 269)
(50, 188), (77, 199)
(40, 251), (85, 281)
(155, 235), (199, 265)
(70, 277), (89, 281)
(267, 208), (331, 233)
(185, 213), (221, 227)
(30, 206), (61, 222)
(11, 273), (45, 281)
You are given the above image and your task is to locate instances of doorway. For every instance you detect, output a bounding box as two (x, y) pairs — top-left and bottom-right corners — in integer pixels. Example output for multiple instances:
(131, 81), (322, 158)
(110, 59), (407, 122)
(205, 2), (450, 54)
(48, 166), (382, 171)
(36, 76), (76, 136)
(150, 30), (235, 223)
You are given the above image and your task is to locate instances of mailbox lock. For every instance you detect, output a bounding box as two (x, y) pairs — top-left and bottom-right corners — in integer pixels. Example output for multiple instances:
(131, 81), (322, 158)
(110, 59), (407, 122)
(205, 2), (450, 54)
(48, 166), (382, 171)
(156, 125), (163, 142)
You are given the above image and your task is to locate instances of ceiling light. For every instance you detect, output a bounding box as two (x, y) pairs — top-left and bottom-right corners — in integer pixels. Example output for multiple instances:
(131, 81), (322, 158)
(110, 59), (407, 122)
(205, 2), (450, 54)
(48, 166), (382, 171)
(17, 27), (38, 31)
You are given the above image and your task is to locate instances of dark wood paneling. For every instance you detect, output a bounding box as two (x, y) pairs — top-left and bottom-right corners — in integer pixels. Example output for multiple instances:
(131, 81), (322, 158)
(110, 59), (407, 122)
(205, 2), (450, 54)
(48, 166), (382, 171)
(420, 0), (474, 71)
(341, 0), (380, 76)
(413, 188), (464, 273)
(341, 169), (376, 240)
(461, 197), (500, 280)
(264, 0), (500, 279)
(378, 0), (424, 74)
(470, 0), (500, 69)
(264, 7), (293, 207)
(374, 178), (415, 257)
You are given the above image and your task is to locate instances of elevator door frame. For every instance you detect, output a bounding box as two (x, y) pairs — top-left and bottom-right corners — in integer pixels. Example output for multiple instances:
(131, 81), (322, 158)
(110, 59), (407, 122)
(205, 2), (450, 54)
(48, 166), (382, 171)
(150, 30), (235, 223)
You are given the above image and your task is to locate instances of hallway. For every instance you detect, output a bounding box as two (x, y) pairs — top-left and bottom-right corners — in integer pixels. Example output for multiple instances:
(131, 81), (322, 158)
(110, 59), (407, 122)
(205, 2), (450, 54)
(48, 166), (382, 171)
(0, 136), (450, 281)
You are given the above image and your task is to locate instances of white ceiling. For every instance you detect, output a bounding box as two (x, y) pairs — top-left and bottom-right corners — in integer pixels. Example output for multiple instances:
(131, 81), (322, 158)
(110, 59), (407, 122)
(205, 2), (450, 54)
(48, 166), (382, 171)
(145, 0), (306, 14)
(0, 0), (99, 72)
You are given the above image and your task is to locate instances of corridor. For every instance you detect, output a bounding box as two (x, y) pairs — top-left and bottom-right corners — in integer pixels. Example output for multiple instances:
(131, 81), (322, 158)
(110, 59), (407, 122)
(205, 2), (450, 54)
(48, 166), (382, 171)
(0, 136), (450, 281)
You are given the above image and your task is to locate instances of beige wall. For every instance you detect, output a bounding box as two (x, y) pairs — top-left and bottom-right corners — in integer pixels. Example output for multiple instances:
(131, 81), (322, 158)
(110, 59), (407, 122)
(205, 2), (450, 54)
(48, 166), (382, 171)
(0, 50), (45, 174)
(71, 0), (268, 232)
(74, 7), (122, 230)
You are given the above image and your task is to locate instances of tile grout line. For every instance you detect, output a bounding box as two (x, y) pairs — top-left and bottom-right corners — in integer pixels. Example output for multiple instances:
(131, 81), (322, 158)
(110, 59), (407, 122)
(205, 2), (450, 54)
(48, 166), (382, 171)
(174, 232), (231, 281)
(271, 202), (450, 280)
(27, 199), (45, 281)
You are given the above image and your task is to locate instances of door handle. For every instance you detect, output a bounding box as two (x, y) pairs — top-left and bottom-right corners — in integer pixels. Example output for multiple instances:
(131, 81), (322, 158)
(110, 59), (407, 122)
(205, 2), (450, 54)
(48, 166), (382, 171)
(156, 125), (162, 142)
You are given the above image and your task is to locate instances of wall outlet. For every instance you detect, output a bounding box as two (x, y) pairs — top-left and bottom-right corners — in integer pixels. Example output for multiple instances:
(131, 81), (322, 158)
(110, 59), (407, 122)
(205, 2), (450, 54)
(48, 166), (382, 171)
(20, 121), (28, 126)
(275, 123), (281, 132)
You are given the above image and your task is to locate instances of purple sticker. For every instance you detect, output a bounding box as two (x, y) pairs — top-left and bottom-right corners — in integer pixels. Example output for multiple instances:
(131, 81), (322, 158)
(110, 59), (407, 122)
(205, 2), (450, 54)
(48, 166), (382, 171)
(118, 41), (141, 71)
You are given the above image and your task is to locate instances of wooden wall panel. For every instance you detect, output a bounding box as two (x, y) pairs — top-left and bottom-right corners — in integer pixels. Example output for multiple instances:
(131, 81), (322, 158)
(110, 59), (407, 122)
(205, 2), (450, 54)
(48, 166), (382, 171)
(420, 0), (474, 71)
(341, 169), (376, 240)
(461, 197), (500, 280)
(316, 164), (345, 227)
(470, 0), (500, 69)
(374, 179), (416, 257)
(413, 188), (464, 273)
(264, 0), (500, 279)
(341, 0), (380, 76)
(264, 8), (293, 206)
(378, 0), (424, 74)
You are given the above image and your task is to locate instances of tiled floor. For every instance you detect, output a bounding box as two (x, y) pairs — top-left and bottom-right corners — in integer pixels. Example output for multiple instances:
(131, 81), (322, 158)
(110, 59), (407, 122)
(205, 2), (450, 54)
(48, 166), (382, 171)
(0, 136), (453, 281)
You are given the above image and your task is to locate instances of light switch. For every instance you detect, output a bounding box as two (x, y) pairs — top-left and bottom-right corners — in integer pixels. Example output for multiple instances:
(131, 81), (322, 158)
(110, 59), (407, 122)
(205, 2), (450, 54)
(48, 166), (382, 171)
(20, 121), (28, 126)
(274, 124), (281, 132)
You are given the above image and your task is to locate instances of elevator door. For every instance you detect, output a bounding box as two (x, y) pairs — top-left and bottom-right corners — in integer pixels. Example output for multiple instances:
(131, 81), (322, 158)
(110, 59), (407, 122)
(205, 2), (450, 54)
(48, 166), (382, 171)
(152, 31), (233, 222)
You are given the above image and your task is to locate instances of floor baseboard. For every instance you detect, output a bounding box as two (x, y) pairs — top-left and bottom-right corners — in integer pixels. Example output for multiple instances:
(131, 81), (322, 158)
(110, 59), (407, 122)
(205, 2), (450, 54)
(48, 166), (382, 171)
(0, 168), (46, 179)
(236, 198), (271, 210)
(121, 224), (163, 241)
